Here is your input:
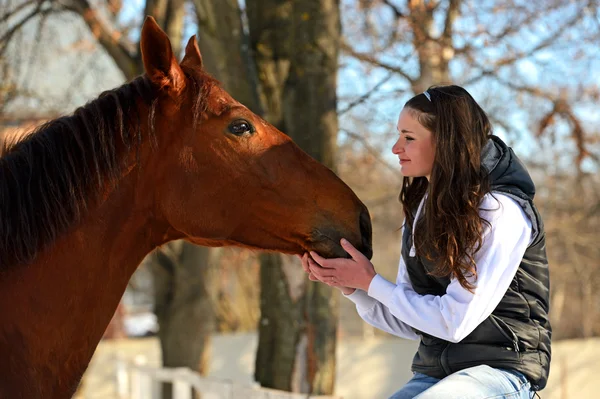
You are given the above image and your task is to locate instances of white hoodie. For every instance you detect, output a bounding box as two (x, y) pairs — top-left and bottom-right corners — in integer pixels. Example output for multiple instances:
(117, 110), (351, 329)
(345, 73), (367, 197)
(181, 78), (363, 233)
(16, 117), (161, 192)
(344, 192), (532, 343)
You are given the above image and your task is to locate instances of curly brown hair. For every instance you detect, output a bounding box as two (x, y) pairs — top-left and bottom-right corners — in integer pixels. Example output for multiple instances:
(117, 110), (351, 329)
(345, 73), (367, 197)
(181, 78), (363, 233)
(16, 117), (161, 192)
(400, 85), (492, 292)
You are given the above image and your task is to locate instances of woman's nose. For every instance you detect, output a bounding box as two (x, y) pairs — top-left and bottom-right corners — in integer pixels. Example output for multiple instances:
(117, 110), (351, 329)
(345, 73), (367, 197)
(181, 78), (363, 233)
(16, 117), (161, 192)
(392, 138), (403, 154)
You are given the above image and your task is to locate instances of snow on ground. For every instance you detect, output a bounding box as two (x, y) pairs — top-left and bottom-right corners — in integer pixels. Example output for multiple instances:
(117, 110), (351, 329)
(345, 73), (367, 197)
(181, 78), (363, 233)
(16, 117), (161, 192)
(80, 333), (600, 399)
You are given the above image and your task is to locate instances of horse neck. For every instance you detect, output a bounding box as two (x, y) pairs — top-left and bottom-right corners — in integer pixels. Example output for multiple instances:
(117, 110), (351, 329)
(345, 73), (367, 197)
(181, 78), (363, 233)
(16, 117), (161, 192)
(0, 114), (179, 399)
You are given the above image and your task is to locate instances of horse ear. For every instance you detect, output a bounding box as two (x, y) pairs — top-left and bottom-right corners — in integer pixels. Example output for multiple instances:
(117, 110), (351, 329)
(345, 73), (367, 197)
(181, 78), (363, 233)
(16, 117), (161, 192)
(140, 16), (185, 93)
(181, 35), (203, 69)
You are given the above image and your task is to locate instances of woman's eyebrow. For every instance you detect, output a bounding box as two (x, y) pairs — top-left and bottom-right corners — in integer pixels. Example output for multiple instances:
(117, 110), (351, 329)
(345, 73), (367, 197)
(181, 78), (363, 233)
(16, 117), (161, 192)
(398, 129), (414, 134)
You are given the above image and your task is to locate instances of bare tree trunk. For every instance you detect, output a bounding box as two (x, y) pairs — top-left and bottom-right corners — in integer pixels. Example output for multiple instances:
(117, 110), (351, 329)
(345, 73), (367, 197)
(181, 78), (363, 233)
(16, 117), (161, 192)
(194, 0), (261, 112)
(408, 0), (458, 91)
(144, 0), (170, 27)
(164, 0), (186, 59)
(151, 242), (217, 399)
(246, 0), (292, 127)
(254, 254), (309, 391)
(247, 0), (341, 393)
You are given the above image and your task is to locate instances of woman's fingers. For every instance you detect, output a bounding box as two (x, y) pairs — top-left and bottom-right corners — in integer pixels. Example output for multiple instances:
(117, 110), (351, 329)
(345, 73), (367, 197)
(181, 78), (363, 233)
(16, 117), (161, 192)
(340, 238), (366, 261)
(296, 253), (330, 283)
(309, 252), (350, 270)
(309, 251), (330, 267)
(299, 252), (344, 287)
(308, 258), (323, 277)
(308, 258), (336, 279)
(300, 253), (310, 273)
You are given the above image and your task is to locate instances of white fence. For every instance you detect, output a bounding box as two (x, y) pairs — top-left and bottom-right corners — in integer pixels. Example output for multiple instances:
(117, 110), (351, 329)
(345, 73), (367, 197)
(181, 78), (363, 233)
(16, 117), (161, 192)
(117, 358), (341, 399)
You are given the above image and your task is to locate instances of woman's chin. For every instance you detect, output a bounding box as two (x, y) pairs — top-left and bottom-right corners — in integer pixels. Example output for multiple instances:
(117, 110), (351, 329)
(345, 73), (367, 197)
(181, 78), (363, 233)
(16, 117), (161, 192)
(400, 168), (414, 177)
(400, 170), (428, 179)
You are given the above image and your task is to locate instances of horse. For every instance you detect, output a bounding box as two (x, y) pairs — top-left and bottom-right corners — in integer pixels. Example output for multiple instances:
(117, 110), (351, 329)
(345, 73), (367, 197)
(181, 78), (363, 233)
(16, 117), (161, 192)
(0, 17), (372, 398)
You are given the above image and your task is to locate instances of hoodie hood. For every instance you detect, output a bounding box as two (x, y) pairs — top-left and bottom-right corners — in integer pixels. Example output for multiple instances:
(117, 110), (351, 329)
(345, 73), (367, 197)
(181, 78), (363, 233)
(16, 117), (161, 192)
(482, 135), (536, 201)
(482, 135), (541, 240)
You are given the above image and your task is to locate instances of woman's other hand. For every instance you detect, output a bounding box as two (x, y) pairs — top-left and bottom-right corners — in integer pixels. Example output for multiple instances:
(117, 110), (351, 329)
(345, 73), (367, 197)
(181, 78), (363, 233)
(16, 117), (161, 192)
(299, 238), (377, 293)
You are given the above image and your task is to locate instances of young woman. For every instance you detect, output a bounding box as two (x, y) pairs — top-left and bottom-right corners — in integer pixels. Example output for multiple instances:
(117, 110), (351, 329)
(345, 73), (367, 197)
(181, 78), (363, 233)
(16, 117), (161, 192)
(300, 85), (551, 398)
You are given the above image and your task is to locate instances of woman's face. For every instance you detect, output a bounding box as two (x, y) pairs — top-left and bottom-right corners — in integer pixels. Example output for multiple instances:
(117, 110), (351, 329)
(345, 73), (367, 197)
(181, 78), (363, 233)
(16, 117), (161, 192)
(392, 108), (436, 180)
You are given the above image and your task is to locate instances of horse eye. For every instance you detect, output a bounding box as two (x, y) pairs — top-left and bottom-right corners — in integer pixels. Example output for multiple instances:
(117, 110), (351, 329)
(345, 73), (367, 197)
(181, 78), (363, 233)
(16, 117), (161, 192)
(228, 120), (254, 136)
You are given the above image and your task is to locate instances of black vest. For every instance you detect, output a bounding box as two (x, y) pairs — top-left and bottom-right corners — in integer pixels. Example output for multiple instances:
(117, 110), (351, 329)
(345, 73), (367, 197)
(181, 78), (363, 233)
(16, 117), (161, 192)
(403, 136), (552, 390)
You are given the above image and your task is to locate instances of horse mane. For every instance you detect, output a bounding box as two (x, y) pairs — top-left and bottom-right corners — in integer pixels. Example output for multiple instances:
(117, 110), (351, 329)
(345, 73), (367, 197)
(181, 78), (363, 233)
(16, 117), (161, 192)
(0, 70), (216, 268)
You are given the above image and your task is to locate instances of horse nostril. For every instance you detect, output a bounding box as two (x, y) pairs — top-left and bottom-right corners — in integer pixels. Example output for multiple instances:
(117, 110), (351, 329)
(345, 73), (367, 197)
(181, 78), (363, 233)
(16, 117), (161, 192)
(359, 208), (373, 260)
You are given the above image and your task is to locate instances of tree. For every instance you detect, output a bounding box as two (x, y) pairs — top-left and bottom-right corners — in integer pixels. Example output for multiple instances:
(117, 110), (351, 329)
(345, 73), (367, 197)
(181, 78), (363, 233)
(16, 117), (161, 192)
(150, 242), (216, 396)
(244, 0), (342, 393)
(0, 61), (17, 114)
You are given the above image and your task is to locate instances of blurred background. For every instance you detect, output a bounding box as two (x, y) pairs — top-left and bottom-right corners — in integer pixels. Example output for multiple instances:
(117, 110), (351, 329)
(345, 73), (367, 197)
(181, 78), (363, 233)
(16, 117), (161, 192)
(1, 0), (599, 398)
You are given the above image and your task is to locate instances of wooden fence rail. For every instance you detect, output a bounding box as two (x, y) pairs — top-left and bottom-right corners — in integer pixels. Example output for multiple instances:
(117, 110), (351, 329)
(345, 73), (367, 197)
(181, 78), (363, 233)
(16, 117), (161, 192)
(116, 358), (342, 399)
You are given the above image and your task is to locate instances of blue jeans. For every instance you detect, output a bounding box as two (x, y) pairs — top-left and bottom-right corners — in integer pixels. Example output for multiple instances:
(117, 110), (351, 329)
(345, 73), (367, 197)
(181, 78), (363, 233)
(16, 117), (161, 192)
(389, 365), (534, 399)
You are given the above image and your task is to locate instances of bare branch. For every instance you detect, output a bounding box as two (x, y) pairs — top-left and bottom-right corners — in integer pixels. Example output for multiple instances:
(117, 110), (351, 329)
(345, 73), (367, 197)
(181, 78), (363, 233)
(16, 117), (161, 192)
(493, 75), (556, 101)
(339, 72), (393, 115)
(341, 128), (398, 174)
(66, 0), (137, 79)
(0, 2), (50, 57)
(470, 3), (563, 49)
(105, 0), (122, 19)
(381, 0), (404, 18)
(18, 7), (50, 93)
(495, 6), (586, 69)
(0, 0), (37, 26)
(534, 98), (594, 168)
(463, 3), (588, 86)
(441, 0), (460, 43)
(341, 40), (415, 83)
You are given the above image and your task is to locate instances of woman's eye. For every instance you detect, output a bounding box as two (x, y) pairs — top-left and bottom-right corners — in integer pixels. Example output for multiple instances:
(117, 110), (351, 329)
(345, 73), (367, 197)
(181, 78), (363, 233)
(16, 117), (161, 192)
(228, 120), (255, 136)
(405, 136), (414, 141)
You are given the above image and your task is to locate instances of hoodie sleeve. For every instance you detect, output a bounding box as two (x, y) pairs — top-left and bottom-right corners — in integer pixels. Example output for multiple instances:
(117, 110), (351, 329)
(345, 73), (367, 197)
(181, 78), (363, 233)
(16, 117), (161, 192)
(343, 261), (420, 340)
(365, 193), (532, 343)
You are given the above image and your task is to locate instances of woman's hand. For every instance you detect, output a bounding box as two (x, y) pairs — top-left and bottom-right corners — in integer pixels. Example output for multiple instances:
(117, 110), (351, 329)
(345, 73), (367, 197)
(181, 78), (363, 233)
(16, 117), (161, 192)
(298, 238), (377, 293)
(299, 252), (356, 295)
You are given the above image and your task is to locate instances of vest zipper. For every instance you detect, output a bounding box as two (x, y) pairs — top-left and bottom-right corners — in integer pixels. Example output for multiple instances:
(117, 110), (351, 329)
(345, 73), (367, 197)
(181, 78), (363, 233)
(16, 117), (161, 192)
(491, 315), (520, 353)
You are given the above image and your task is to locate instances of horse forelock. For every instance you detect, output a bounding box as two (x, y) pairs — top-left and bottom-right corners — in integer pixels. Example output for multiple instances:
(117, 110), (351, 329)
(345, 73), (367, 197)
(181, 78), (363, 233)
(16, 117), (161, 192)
(181, 66), (221, 125)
